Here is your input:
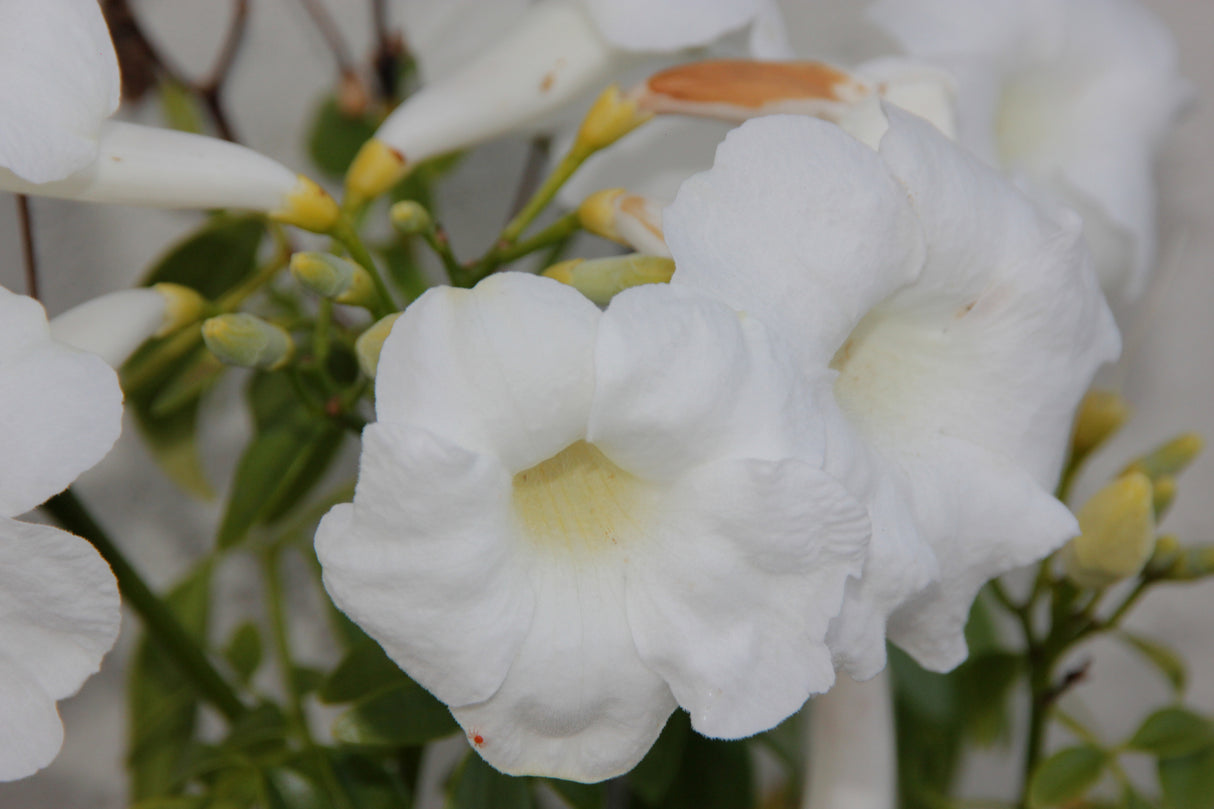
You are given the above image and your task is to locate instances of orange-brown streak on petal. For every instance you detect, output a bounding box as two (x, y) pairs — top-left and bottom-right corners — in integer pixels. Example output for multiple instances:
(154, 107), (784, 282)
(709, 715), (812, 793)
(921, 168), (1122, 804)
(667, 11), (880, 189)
(634, 61), (873, 123)
(619, 195), (665, 243)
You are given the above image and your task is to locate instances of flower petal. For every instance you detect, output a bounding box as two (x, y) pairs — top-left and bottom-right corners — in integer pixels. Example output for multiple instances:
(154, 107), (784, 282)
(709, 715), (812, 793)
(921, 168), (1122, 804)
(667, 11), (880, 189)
(665, 114), (925, 370)
(0, 287), (122, 517)
(583, 0), (763, 52)
(0, 0), (120, 183)
(627, 457), (869, 738)
(0, 515), (121, 780)
(49, 288), (167, 369)
(452, 554), (675, 782)
(375, 273), (601, 472)
(397, 0), (532, 82)
(315, 422), (533, 707)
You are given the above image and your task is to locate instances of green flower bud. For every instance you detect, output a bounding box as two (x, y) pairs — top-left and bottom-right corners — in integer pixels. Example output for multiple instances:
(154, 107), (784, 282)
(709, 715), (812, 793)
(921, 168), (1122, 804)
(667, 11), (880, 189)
(1122, 433), (1204, 482)
(289, 252), (377, 308)
(202, 314), (294, 370)
(389, 200), (434, 236)
(542, 254), (675, 306)
(1063, 472), (1156, 589)
(1070, 390), (1129, 463)
(152, 283), (209, 336)
(355, 313), (402, 379)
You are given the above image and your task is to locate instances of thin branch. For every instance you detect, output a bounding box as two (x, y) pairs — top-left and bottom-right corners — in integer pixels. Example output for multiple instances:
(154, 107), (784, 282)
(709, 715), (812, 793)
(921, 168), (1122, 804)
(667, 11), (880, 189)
(506, 136), (553, 223)
(296, 0), (357, 75)
(196, 0), (252, 142)
(369, 0), (406, 101)
(15, 195), (38, 300)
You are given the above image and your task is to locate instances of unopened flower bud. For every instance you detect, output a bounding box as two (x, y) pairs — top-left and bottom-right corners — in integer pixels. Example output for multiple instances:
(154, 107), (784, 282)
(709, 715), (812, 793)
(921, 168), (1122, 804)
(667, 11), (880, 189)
(152, 283), (208, 336)
(289, 252), (377, 308)
(272, 175), (341, 233)
(1144, 534), (1182, 577)
(1152, 476), (1178, 521)
(346, 138), (409, 207)
(578, 189), (626, 243)
(1171, 546), (1214, 581)
(577, 189), (670, 257)
(542, 254), (675, 306)
(573, 85), (653, 156)
(389, 200), (434, 236)
(202, 314), (294, 370)
(355, 313), (402, 379)
(1122, 433), (1204, 482)
(1062, 472), (1156, 589)
(1070, 390), (1130, 463)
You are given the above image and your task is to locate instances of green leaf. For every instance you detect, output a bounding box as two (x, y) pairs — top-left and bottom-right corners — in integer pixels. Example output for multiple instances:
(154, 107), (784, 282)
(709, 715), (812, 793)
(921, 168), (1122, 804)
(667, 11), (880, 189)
(660, 731), (753, 809)
(378, 240), (432, 303)
(159, 80), (205, 134)
(223, 702), (290, 758)
(890, 645), (964, 809)
(141, 215), (266, 299)
(264, 766), (327, 809)
(957, 652), (1022, 745)
(216, 406), (345, 549)
(307, 96), (378, 176)
(222, 622), (262, 686)
(448, 753), (533, 809)
(127, 563), (214, 800)
(325, 751), (414, 809)
(331, 680), (458, 747)
(1128, 708), (1214, 759)
(318, 638), (410, 705)
(1120, 631), (1188, 695)
(543, 779), (606, 809)
(1028, 745), (1108, 808)
(628, 711), (690, 805)
(1159, 745), (1214, 809)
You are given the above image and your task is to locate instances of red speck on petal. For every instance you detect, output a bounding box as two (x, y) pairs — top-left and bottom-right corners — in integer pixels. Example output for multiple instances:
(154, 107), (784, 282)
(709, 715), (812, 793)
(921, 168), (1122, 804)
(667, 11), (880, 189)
(473, 734), (485, 746)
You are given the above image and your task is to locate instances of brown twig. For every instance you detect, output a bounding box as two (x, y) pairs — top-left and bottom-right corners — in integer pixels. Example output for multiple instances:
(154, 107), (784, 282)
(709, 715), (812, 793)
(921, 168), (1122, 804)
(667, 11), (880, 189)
(196, 0), (251, 142)
(369, 0), (406, 101)
(15, 195), (38, 300)
(296, 0), (357, 75)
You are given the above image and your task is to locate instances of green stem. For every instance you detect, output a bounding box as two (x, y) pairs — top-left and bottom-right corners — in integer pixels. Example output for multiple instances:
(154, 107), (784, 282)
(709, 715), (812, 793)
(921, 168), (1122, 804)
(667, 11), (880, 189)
(330, 218), (396, 317)
(490, 211), (581, 268)
(418, 223), (466, 286)
(42, 489), (247, 722)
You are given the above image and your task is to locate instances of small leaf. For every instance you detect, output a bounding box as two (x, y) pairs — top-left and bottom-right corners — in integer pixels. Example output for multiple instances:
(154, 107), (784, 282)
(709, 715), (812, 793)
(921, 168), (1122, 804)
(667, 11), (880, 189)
(331, 680), (458, 747)
(1120, 631), (1188, 694)
(1028, 745), (1108, 808)
(957, 652), (1022, 745)
(661, 730), (753, 809)
(264, 766), (326, 809)
(307, 96), (378, 176)
(141, 215), (266, 299)
(1127, 708), (1214, 759)
(628, 711), (690, 805)
(448, 753), (533, 809)
(543, 779), (606, 809)
(159, 80), (205, 134)
(1159, 745), (1214, 809)
(318, 639), (410, 705)
(222, 622), (262, 685)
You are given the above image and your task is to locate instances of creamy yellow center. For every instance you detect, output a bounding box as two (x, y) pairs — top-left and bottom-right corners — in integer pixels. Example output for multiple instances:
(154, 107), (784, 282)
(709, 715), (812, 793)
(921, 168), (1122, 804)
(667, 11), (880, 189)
(512, 440), (648, 554)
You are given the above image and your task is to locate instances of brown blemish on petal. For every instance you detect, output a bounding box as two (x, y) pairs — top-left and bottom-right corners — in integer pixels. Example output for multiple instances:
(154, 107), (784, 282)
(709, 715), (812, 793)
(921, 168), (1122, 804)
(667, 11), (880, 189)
(540, 72), (555, 92)
(956, 301), (977, 318)
(643, 60), (861, 110)
(619, 195), (664, 241)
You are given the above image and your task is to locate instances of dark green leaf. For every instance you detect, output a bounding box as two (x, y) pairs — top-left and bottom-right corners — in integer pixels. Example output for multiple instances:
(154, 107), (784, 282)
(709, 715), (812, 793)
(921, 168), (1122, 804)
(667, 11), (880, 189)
(660, 729), (753, 809)
(222, 622), (262, 685)
(129, 798), (206, 809)
(159, 80), (205, 134)
(448, 753), (533, 809)
(1159, 745), (1214, 809)
(224, 702), (290, 757)
(628, 711), (690, 805)
(378, 240), (432, 303)
(1128, 708), (1214, 759)
(1028, 745), (1108, 808)
(264, 766), (327, 809)
(325, 751), (414, 809)
(216, 408), (345, 548)
(141, 215), (266, 299)
(128, 563), (214, 800)
(957, 652), (1022, 745)
(307, 96), (378, 176)
(292, 665), (325, 696)
(331, 680), (458, 747)
(754, 707), (804, 771)
(319, 638), (410, 705)
(1120, 632), (1188, 695)
(890, 645), (964, 809)
(543, 779), (606, 809)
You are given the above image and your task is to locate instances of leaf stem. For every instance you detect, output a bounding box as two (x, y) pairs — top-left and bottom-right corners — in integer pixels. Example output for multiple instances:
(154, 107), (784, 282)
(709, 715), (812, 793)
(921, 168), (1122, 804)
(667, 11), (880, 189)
(42, 489), (248, 721)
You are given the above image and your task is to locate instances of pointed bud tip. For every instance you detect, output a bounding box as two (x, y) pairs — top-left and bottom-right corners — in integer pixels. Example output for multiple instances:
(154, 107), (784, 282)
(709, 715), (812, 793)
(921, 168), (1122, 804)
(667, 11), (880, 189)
(577, 189), (626, 243)
(1071, 390), (1130, 459)
(346, 139), (409, 204)
(273, 176), (341, 233)
(543, 254), (674, 306)
(290, 252), (357, 299)
(152, 283), (208, 336)
(356, 313), (403, 379)
(1065, 471), (1156, 589)
(1123, 432), (1204, 481)
(574, 85), (653, 155)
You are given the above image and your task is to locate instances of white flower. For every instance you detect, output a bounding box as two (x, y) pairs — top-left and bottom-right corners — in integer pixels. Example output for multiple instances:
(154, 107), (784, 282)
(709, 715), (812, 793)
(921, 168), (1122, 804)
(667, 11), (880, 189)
(315, 272), (870, 781)
(346, 0), (792, 200)
(0, 0), (337, 230)
(665, 110), (1120, 675)
(867, 0), (1190, 300)
(0, 285), (123, 780)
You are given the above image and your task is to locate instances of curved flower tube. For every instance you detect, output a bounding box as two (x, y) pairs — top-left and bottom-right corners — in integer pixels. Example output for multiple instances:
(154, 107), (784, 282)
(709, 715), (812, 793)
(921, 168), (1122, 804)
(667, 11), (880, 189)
(346, 0), (792, 202)
(666, 109), (1120, 676)
(867, 0), (1190, 300)
(0, 285), (124, 780)
(0, 0), (338, 231)
(315, 272), (871, 780)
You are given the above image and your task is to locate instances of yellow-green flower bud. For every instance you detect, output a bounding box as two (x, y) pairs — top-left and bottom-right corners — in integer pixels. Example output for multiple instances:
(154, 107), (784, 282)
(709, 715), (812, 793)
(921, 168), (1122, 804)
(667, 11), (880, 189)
(270, 175), (341, 234)
(1152, 476), (1178, 521)
(202, 314), (294, 370)
(289, 252), (377, 308)
(346, 138), (410, 207)
(577, 188), (626, 243)
(356, 313), (402, 379)
(152, 283), (209, 336)
(542, 254), (675, 306)
(573, 85), (653, 156)
(389, 200), (434, 236)
(1063, 472), (1156, 589)
(1122, 433), (1204, 482)
(1144, 534), (1182, 577)
(1070, 390), (1129, 463)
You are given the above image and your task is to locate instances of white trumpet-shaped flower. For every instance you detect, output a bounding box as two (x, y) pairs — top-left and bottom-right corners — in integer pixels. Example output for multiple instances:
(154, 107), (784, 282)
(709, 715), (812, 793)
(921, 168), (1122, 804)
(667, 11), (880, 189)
(315, 273), (870, 781)
(0, 0), (337, 230)
(346, 0), (791, 201)
(867, 0), (1189, 300)
(667, 110), (1120, 675)
(0, 285), (123, 780)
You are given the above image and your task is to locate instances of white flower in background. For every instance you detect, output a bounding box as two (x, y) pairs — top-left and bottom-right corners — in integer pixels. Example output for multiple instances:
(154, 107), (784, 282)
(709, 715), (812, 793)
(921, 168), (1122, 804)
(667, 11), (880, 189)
(346, 0), (793, 201)
(316, 272), (871, 781)
(868, 0), (1190, 301)
(0, 0), (337, 230)
(0, 285), (124, 780)
(666, 110), (1120, 675)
